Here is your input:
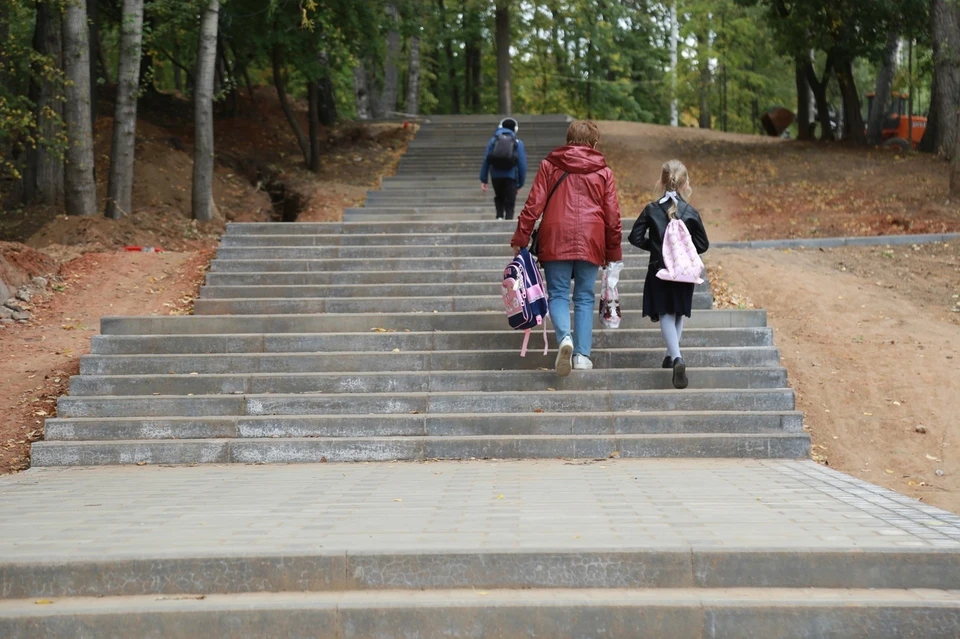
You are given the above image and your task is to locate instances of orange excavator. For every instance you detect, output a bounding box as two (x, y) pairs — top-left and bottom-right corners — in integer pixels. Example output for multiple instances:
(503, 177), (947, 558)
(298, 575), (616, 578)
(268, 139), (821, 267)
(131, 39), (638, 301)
(865, 91), (926, 150)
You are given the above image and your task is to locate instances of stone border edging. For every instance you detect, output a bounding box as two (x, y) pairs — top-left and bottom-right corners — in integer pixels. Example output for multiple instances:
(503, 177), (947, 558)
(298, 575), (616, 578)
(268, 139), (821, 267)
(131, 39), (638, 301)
(714, 232), (960, 250)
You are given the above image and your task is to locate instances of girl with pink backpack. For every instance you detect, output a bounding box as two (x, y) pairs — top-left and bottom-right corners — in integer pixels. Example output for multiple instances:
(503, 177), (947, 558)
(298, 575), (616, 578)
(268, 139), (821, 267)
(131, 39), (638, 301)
(628, 160), (709, 389)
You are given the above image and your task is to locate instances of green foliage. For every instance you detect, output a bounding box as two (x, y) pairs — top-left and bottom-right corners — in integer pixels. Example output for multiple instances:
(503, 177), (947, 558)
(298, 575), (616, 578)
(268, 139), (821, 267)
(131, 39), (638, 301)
(0, 0), (67, 180)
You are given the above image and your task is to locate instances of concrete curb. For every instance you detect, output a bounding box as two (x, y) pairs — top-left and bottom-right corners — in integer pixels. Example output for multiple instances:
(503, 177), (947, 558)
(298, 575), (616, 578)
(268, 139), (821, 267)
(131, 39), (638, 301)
(714, 233), (960, 250)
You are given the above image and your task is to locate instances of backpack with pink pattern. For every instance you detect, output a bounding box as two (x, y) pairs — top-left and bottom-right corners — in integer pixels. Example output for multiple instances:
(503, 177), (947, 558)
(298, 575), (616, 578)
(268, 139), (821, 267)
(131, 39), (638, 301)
(656, 217), (705, 284)
(502, 247), (549, 357)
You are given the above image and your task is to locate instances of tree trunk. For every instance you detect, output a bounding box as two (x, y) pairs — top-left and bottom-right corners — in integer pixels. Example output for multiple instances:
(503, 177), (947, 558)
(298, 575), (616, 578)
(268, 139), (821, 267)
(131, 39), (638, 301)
(87, 0), (99, 127)
(437, 0), (460, 114)
(173, 36), (183, 93)
(835, 56), (867, 145)
(923, 0), (960, 158)
(920, 72), (940, 152)
(696, 31), (711, 129)
(805, 57), (835, 142)
(378, 1), (400, 118)
(104, 0), (144, 219)
(95, 28), (111, 84)
(0, 2), (9, 98)
(62, 0), (98, 216)
(470, 41), (481, 111)
(867, 31), (899, 145)
(191, 0), (219, 222)
(406, 35), (421, 115)
(307, 80), (321, 173)
(951, 105), (960, 198)
(795, 55), (813, 140)
(495, 1), (511, 115)
(272, 44), (310, 165)
(317, 50), (337, 126)
(669, 0), (678, 127)
(24, 0), (64, 206)
(138, 10), (156, 95)
(219, 41), (238, 118)
(353, 60), (373, 120)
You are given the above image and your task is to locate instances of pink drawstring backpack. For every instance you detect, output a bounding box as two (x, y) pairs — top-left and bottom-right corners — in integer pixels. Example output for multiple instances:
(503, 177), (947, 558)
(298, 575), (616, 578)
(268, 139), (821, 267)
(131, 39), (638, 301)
(655, 193), (705, 285)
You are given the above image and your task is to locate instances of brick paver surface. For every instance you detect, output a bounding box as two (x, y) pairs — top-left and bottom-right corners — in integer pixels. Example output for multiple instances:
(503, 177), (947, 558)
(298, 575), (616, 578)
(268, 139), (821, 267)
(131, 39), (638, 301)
(1, 459), (958, 561)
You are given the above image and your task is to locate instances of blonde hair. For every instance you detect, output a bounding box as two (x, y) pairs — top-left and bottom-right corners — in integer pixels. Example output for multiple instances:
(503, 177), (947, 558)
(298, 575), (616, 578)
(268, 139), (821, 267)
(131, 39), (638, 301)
(654, 159), (693, 219)
(566, 120), (600, 147)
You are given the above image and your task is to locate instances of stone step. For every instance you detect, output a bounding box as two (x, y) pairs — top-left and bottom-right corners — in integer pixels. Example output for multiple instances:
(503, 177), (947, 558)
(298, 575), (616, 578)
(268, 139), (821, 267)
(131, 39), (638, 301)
(45, 410), (803, 441)
(203, 268), (650, 285)
(31, 432), (810, 466)
(3, 588), (958, 638)
(209, 256), (653, 272)
(80, 348), (780, 375)
(381, 176), (538, 186)
(215, 245), (532, 259)
(90, 329), (773, 355)
(219, 231), (636, 246)
(198, 281), (707, 299)
(363, 193), (533, 204)
(221, 221), (576, 234)
(4, 545), (956, 598)
(374, 185), (534, 196)
(192, 293), (714, 315)
(99, 309), (768, 335)
(343, 211), (499, 221)
(68, 367), (788, 396)
(57, 388), (795, 418)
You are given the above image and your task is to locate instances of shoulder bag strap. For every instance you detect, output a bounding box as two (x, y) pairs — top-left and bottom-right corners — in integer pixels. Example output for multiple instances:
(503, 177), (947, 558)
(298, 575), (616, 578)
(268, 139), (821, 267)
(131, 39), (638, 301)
(533, 172), (570, 232)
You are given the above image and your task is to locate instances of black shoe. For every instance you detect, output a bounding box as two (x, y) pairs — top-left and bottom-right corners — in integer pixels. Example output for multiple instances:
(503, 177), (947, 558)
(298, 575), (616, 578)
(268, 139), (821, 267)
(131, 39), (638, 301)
(662, 356), (672, 369)
(672, 357), (688, 389)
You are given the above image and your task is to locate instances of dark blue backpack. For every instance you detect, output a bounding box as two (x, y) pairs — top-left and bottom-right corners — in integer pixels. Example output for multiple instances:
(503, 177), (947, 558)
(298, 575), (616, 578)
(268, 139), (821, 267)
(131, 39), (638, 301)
(501, 248), (549, 357)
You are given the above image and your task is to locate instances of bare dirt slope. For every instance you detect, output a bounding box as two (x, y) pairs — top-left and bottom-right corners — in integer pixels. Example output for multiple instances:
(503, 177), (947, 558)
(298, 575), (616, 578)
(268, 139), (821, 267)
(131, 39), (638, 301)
(600, 121), (960, 241)
(0, 251), (210, 473)
(712, 243), (960, 513)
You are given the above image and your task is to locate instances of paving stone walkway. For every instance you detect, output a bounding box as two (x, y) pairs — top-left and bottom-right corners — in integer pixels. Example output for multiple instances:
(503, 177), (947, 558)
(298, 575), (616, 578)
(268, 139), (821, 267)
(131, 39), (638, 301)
(2, 459), (959, 562)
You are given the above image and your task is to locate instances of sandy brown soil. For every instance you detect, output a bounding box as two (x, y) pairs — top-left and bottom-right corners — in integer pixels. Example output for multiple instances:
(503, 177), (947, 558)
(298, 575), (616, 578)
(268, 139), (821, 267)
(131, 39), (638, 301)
(600, 121), (960, 241)
(0, 251), (211, 473)
(711, 242), (960, 513)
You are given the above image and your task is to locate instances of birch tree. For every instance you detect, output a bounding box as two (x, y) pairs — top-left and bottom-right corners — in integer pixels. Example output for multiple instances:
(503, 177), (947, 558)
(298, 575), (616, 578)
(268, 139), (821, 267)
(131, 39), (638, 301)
(105, 0), (144, 219)
(62, 0), (97, 215)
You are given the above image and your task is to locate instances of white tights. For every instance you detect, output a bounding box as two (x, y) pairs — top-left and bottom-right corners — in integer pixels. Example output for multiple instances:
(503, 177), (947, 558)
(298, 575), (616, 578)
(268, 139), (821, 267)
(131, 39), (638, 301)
(659, 314), (685, 361)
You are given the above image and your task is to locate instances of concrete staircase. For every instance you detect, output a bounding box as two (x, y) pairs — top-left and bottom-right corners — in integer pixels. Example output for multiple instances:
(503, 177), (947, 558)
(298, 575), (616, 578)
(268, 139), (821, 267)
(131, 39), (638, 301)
(34, 114), (809, 466)
(344, 114), (570, 221)
(12, 115), (959, 637)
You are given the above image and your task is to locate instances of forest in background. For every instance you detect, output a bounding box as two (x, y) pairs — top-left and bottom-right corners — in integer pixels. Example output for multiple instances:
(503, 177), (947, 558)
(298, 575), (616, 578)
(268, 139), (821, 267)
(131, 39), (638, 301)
(2, 0), (960, 222)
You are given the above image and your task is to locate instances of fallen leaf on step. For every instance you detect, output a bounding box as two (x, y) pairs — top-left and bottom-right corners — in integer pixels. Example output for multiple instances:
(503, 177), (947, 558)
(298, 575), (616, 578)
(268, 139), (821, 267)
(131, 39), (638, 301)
(136, 461), (147, 466)
(609, 451), (620, 459)
(496, 494), (504, 499)
(885, 469), (894, 474)
(392, 348), (400, 353)
(35, 600), (54, 605)
(394, 498), (402, 502)
(533, 408), (544, 413)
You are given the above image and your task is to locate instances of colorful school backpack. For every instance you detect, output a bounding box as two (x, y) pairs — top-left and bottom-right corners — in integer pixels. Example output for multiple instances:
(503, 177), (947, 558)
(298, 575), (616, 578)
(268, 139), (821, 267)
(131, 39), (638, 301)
(502, 248), (549, 357)
(656, 218), (705, 284)
(599, 261), (624, 329)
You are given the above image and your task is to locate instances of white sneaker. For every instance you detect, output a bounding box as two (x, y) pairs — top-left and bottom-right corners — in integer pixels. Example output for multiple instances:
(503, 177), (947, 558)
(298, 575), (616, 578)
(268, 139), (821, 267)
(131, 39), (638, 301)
(555, 336), (574, 377)
(573, 354), (593, 370)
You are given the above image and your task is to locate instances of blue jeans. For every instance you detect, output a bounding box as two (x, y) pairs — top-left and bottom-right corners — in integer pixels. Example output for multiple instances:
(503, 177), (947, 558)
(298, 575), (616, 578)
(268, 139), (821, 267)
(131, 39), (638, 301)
(543, 260), (600, 357)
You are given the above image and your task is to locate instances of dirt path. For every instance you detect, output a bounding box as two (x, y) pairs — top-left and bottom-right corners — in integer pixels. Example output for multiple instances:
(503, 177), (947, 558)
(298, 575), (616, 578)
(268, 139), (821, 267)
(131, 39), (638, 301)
(712, 243), (960, 513)
(0, 251), (210, 473)
(600, 122), (784, 242)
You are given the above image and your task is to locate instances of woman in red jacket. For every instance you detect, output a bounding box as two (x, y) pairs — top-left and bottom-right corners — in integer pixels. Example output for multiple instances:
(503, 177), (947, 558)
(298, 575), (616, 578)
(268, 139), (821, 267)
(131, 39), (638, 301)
(510, 121), (623, 377)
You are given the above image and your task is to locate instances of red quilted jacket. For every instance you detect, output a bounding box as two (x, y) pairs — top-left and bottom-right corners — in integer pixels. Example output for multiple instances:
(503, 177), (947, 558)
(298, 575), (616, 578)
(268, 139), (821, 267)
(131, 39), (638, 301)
(510, 145), (623, 266)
